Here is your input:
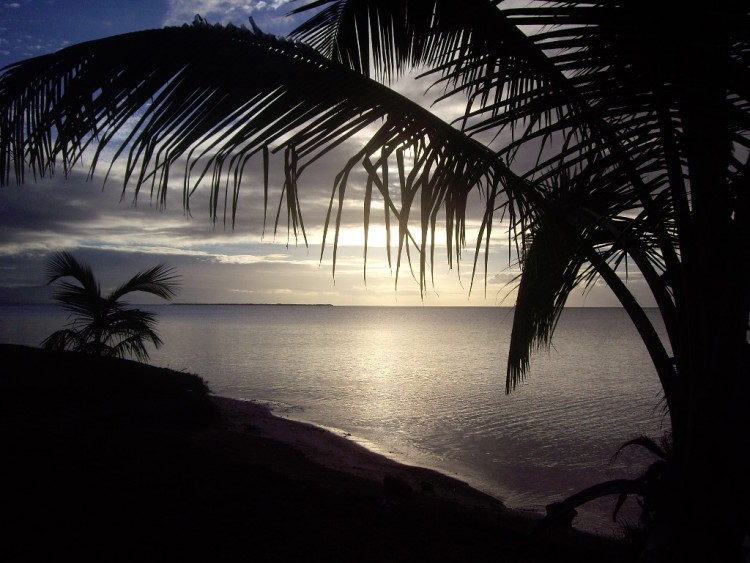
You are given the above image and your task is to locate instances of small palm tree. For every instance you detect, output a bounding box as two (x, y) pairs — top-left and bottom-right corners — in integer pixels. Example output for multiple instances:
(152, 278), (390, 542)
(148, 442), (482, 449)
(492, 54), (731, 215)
(42, 251), (180, 361)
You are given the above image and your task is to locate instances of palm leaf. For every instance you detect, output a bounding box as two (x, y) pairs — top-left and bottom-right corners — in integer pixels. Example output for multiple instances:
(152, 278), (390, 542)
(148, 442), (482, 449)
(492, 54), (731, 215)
(109, 336), (152, 362)
(1, 18), (526, 293)
(505, 200), (585, 391)
(44, 251), (99, 293)
(109, 264), (180, 301)
(43, 251), (103, 318)
(102, 308), (164, 356)
(40, 328), (87, 352)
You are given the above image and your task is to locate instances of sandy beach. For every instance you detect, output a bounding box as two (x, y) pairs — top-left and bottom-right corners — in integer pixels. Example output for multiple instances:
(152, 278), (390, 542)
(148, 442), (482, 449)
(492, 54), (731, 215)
(1, 343), (632, 562)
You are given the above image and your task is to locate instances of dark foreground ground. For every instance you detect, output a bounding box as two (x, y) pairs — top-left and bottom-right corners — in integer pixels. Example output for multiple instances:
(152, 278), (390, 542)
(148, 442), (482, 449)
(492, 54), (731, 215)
(0, 343), (635, 562)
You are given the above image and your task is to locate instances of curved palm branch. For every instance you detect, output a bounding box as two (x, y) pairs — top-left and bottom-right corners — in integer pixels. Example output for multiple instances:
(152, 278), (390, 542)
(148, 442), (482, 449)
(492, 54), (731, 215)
(110, 264), (180, 301)
(44, 250), (102, 317)
(40, 328), (88, 354)
(536, 435), (673, 534)
(0, 17), (526, 293)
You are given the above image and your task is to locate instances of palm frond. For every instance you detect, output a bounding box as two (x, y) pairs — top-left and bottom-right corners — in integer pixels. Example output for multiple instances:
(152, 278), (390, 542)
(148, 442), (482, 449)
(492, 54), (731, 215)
(44, 251), (99, 294)
(48, 281), (102, 319)
(102, 309), (164, 361)
(40, 328), (86, 352)
(109, 264), (180, 301)
(505, 161), (679, 397)
(505, 204), (584, 392)
(108, 335), (153, 362)
(538, 477), (648, 530)
(289, 0), (502, 82)
(1, 18), (526, 292)
(614, 435), (671, 464)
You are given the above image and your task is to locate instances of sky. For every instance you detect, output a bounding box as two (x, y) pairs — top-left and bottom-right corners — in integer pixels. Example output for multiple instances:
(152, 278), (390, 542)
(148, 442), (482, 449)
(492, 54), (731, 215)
(0, 0), (645, 306)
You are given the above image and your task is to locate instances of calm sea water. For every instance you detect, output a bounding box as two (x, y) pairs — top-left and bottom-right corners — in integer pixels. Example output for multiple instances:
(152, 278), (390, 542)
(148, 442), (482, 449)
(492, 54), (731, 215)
(1, 304), (668, 535)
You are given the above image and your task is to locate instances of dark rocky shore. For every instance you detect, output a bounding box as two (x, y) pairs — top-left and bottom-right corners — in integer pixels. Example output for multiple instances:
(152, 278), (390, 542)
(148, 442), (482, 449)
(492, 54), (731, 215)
(1, 343), (633, 562)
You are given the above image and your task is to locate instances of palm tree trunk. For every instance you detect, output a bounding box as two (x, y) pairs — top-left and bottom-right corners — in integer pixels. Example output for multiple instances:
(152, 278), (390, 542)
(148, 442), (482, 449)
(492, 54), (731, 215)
(650, 30), (750, 559)
(660, 300), (749, 562)
(655, 197), (749, 560)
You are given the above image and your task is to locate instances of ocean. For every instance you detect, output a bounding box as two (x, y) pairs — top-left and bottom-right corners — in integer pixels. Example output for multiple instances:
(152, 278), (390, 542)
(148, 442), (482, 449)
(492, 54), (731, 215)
(0, 303), (668, 536)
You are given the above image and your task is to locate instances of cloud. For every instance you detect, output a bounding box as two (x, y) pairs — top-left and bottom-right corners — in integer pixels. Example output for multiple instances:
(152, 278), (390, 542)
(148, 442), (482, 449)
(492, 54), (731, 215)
(163, 0), (295, 27)
(488, 271), (521, 285)
(210, 252), (297, 264)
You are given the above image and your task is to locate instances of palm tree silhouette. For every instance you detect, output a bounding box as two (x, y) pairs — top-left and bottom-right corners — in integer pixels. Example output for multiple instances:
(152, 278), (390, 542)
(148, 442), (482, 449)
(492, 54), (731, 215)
(1, 2), (747, 560)
(42, 251), (180, 361)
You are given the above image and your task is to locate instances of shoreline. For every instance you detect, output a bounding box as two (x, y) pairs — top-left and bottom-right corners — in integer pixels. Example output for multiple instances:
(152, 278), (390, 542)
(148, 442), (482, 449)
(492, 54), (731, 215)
(202, 395), (630, 557)
(216, 395), (622, 536)
(210, 395), (518, 515)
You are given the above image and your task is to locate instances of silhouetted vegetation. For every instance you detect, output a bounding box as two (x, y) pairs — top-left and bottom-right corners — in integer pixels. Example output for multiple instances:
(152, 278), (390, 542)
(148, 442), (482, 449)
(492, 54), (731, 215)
(42, 251), (180, 361)
(1, 2), (747, 561)
(1, 342), (219, 427)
